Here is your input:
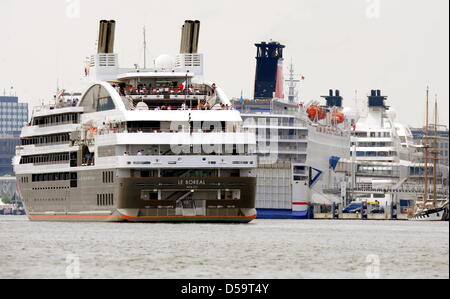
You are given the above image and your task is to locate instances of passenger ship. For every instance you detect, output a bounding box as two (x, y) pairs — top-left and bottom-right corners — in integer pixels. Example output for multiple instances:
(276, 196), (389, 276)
(14, 20), (257, 222)
(332, 89), (449, 219)
(233, 42), (351, 219)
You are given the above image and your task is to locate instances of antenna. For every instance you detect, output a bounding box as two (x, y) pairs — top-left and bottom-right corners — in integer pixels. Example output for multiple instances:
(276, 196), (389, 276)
(285, 59), (300, 103)
(143, 26), (147, 69)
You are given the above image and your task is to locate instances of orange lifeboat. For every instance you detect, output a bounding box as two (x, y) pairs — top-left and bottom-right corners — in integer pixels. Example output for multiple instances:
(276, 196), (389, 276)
(307, 106), (327, 121)
(331, 112), (345, 124)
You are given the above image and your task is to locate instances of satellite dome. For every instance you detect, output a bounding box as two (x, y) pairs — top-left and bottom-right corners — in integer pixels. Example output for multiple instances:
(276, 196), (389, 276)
(135, 102), (149, 111)
(155, 54), (175, 70)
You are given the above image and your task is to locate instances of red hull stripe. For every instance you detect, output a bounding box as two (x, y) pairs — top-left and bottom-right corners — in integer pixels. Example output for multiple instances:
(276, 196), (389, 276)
(292, 202), (309, 206)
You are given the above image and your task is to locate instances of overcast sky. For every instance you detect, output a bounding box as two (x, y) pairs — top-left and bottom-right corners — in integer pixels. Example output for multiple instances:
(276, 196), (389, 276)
(0, 0), (448, 127)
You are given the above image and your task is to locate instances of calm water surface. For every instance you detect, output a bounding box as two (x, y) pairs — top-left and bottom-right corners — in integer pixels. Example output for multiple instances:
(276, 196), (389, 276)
(0, 216), (448, 279)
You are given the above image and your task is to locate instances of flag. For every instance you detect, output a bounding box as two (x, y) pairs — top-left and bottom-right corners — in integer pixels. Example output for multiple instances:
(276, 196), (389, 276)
(301, 76), (305, 81)
(178, 81), (188, 91)
(239, 91), (245, 105)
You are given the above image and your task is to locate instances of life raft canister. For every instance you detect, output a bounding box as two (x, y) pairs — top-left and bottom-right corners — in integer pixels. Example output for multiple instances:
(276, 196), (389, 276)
(307, 106), (327, 121)
(331, 112), (345, 124)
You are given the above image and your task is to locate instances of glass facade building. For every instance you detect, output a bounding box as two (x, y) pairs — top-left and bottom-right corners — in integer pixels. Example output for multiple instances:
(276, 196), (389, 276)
(0, 96), (29, 176)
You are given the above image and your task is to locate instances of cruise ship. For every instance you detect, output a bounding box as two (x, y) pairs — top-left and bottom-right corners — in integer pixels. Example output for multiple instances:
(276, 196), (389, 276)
(333, 89), (449, 218)
(14, 20), (258, 222)
(233, 42), (351, 219)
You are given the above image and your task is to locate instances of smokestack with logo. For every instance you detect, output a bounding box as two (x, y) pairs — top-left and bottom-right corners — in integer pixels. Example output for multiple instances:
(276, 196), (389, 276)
(254, 41), (285, 99)
(322, 90), (343, 107)
(180, 20), (201, 54)
(368, 89), (387, 108)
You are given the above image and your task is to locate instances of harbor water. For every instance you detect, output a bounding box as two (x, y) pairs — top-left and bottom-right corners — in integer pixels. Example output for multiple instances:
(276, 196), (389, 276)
(0, 216), (448, 279)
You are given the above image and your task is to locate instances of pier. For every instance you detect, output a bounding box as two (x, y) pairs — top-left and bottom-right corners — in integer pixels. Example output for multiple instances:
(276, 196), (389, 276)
(312, 184), (449, 221)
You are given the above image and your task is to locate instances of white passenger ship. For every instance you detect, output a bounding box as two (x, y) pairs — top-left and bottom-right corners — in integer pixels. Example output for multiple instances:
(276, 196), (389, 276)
(333, 89), (449, 219)
(14, 20), (257, 222)
(233, 42), (351, 219)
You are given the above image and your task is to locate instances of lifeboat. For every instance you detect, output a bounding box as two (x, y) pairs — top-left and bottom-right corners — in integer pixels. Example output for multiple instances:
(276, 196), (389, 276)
(307, 106), (327, 121)
(331, 112), (345, 124)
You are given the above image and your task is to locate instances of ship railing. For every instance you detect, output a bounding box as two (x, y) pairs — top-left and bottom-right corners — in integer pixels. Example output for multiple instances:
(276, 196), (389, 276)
(125, 88), (208, 97)
(107, 155), (256, 169)
(121, 151), (251, 157)
(32, 120), (79, 128)
(325, 183), (449, 197)
(32, 101), (79, 113)
(81, 158), (95, 166)
(31, 160), (70, 166)
(97, 128), (234, 135)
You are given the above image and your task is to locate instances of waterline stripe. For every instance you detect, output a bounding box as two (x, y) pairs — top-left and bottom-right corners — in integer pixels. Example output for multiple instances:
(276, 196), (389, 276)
(28, 215), (257, 220)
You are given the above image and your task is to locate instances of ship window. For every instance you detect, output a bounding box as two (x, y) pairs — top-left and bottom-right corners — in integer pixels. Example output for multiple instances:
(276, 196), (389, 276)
(70, 172), (78, 188)
(293, 166), (306, 174)
(80, 85), (116, 113)
(141, 191), (159, 201)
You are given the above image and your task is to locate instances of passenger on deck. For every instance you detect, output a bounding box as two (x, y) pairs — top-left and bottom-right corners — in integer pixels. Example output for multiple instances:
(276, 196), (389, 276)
(119, 86), (126, 96)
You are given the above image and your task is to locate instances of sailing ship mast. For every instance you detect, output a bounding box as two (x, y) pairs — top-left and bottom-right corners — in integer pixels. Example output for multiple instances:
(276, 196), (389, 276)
(432, 95), (439, 208)
(423, 87), (430, 207)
